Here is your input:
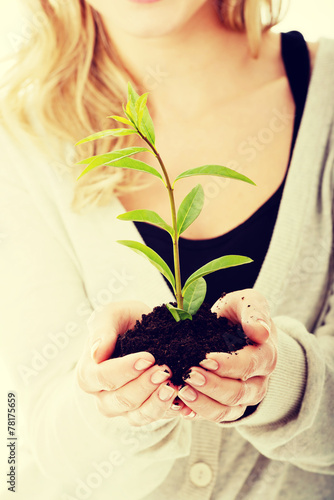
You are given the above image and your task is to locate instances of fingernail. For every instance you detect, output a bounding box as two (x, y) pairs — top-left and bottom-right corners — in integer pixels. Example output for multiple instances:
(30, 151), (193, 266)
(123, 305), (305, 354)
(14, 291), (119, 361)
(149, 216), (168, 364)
(187, 370), (206, 386)
(159, 384), (175, 401)
(184, 410), (196, 419)
(257, 319), (271, 335)
(151, 369), (170, 384)
(171, 402), (181, 410)
(178, 386), (197, 402)
(199, 358), (219, 370)
(134, 358), (154, 371)
(91, 339), (101, 360)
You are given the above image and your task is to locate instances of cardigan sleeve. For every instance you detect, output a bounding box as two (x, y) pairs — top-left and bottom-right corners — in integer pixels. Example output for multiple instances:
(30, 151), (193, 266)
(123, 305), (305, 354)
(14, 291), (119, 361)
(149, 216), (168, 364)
(219, 280), (334, 475)
(0, 145), (191, 499)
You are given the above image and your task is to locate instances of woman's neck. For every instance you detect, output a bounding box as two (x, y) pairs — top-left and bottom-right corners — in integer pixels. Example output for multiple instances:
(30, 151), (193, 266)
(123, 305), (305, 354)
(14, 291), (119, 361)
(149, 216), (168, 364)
(104, 2), (252, 121)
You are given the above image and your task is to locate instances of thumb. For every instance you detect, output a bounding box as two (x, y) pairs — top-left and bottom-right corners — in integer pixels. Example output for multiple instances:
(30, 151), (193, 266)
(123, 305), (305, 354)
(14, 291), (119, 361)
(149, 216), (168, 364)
(211, 290), (271, 345)
(87, 310), (119, 364)
(241, 317), (271, 344)
(87, 301), (152, 364)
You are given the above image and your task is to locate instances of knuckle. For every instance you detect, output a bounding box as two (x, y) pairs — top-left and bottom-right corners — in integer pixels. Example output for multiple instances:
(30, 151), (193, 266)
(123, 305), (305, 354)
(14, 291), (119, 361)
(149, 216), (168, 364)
(231, 405), (247, 421)
(214, 406), (230, 423)
(113, 391), (136, 411)
(96, 367), (115, 391)
(256, 379), (269, 403)
(135, 409), (155, 425)
(217, 405), (244, 423)
(96, 368), (107, 389)
(241, 352), (258, 380)
(249, 377), (268, 405)
(196, 398), (214, 417)
(126, 408), (154, 427)
(228, 381), (248, 406)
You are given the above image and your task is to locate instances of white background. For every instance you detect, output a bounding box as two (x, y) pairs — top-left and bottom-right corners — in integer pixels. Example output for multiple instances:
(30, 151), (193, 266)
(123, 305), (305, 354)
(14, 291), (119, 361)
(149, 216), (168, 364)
(0, 0), (333, 494)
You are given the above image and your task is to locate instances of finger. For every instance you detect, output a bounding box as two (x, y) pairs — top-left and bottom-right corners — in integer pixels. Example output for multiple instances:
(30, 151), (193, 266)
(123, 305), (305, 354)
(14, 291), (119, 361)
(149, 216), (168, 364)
(211, 289), (271, 344)
(199, 342), (277, 380)
(94, 364), (173, 417)
(166, 399), (201, 420)
(81, 351), (155, 393)
(180, 408), (198, 419)
(163, 397), (186, 418)
(88, 301), (152, 363)
(177, 384), (246, 423)
(125, 382), (179, 427)
(183, 367), (268, 406)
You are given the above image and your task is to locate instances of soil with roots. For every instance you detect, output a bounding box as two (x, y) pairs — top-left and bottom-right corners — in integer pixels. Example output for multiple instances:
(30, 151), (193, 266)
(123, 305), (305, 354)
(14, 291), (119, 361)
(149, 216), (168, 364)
(112, 301), (253, 386)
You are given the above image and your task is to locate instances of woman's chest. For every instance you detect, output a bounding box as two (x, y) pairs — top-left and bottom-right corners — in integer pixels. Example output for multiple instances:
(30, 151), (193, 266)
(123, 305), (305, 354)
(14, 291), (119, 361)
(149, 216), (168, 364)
(120, 78), (295, 239)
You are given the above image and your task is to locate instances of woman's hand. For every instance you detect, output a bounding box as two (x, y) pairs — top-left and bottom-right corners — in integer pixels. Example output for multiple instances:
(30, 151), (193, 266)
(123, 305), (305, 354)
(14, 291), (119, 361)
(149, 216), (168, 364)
(175, 289), (278, 423)
(76, 301), (183, 427)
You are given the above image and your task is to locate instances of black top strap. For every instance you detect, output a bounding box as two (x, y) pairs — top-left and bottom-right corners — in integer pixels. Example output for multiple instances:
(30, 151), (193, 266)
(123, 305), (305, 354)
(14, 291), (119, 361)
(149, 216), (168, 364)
(281, 31), (310, 157)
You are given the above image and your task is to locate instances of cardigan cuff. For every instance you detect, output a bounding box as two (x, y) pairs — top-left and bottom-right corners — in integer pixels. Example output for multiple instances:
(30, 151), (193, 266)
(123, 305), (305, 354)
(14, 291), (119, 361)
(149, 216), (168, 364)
(219, 322), (307, 428)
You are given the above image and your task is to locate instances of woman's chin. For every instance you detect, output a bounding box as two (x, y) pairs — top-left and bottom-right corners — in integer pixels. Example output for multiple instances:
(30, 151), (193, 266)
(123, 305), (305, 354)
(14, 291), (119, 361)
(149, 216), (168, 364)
(127, 0), (163, 4)
(89, 0), (211, 40)
(108, 21), (182, 40)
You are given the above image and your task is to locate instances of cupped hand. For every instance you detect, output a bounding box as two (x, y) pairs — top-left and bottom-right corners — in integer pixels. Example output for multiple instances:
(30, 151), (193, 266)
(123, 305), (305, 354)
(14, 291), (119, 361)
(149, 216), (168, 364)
(76, 301), (185, 427)
(176, 289), (278, 423)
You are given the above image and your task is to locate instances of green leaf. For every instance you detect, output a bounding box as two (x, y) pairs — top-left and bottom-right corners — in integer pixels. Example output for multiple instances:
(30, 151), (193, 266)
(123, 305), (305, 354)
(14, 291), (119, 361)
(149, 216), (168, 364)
(166, 304), (192, 322)
(109, 157), (163, 180)
(126, 82), (139, 125)
(117, 210), (174, 237)
(76, 146), (150, 165)
(108, 115), (135, 127)
(174, 165), (256, 186)
(122, 103), (136, 127)
(77, 157), (163, 181)
(138, 105), (156, 146)
(177, 184), (204, 236)
(109, 129), (138, 137)
(182, 255), (253, 293)
(126, 82), (155, 146)
(75, 128), (138, 145)
(76, 148), (153, 180)
(117, 240), (175, 291)
(135, 93), (149, 125)
(182, 277), (207, 316)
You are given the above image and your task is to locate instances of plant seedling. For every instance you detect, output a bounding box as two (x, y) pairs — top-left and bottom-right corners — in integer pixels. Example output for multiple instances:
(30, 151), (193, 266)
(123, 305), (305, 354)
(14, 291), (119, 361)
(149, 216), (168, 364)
(76, 82), (255, 322)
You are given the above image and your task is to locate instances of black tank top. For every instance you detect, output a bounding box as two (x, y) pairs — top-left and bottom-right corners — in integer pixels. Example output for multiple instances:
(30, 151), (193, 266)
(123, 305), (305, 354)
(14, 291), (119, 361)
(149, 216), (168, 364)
(134, 31), (311, 305)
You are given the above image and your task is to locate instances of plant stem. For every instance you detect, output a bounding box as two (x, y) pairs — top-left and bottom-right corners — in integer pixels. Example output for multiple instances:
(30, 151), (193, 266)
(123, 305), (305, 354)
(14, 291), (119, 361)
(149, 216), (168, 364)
(140, 134), (183, 308)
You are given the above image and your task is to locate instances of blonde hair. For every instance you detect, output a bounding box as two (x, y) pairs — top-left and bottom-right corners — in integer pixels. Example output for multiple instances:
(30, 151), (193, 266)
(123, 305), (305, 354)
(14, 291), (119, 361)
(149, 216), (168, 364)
(1, 0), (284, 211)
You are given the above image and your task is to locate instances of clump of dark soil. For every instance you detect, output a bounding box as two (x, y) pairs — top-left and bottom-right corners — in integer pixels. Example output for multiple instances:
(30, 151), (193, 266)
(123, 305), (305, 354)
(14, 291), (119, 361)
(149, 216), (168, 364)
(112, 302), (253, 386)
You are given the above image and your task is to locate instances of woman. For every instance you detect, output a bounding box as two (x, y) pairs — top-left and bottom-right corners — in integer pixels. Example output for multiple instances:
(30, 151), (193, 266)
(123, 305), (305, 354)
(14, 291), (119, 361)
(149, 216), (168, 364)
(0, 0), (333, 498)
